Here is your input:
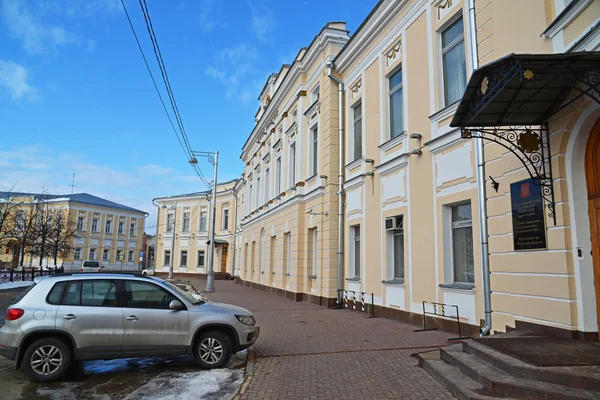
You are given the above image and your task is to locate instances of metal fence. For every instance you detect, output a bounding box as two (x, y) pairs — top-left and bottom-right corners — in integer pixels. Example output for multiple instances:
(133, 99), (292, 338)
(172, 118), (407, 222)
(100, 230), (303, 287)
(414, 301), (466, 340)
(0, 267), (63, 284)
(337, 289), (377, 318)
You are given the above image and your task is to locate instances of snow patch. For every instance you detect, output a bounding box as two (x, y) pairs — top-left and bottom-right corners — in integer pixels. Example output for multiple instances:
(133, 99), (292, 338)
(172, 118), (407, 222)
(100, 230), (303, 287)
(0, 281), (34, 290)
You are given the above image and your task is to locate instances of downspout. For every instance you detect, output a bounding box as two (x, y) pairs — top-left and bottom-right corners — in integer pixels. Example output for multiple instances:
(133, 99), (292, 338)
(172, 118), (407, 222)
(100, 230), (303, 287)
(468, 0), (492, 336)
(231, 188), (239, 278)
(326, 61), (345, 305)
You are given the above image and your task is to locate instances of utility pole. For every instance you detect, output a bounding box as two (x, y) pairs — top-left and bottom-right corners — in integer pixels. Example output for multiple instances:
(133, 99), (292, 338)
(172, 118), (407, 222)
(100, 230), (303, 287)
(189, 150), (219, 293)
(169, 203), (177, 279)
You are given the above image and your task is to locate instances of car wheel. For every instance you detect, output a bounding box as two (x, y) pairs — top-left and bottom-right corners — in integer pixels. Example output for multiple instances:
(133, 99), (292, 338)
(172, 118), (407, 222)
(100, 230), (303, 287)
(193, 330), (231, 369)
(22, 338), (72, 382)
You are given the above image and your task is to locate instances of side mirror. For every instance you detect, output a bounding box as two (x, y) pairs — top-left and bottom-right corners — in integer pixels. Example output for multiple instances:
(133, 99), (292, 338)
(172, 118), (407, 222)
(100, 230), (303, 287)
(101, 265), (105, 269)
(169, 300), (184, 310)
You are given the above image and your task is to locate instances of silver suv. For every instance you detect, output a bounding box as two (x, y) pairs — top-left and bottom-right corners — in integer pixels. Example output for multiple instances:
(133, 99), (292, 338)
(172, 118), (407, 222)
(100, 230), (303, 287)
(0, 273), (259, 382)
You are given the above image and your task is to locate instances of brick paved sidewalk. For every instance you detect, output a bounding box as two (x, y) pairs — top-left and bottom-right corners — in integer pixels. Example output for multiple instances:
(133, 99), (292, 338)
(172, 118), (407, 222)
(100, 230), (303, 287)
(188, 279), (455, 400)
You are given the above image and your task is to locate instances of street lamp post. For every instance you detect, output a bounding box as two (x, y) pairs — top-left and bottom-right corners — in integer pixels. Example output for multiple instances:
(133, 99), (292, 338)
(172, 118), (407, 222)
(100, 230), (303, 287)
(189, 150), (219, 293)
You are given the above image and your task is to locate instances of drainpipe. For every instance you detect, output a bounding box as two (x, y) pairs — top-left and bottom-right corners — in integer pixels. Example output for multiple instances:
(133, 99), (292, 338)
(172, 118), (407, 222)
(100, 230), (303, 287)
(231, 188), (239, 278)
(468, 0), (492, 336)
(326, 60), (345, 306)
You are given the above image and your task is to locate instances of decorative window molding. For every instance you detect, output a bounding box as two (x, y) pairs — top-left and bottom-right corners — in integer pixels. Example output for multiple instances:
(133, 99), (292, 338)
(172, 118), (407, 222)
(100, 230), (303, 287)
(385, 40), (402, 68)
(436, 0), (457, 21)
(351, 80), (362, 100)
(303, 100), (321, 120)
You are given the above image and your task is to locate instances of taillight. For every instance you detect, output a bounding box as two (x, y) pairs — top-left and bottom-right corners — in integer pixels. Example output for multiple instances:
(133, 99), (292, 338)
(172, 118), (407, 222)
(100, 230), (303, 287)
(6, 308), (24, 321)
(98, 269), (102, 273)
(80, 268), (83, 272)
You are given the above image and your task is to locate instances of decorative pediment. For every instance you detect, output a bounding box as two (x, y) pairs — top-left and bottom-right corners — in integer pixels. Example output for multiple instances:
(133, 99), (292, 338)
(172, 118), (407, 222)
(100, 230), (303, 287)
(106, 214), (113, 221)
(263, 152), (271, 164)
(351, 80), (362, 100)
(93, 212), (101, 218)
(183, 207), (191, 212)
(222, 201), (230, 207)
(385, 40), (402, 68)
(286, 121), (298, 138)
(436, 0), (456, 20)
(273, 139), (282, 154)
(78, 210), (86, 216)
(304, 100), (321, 120)
(119, 216), (126, 221)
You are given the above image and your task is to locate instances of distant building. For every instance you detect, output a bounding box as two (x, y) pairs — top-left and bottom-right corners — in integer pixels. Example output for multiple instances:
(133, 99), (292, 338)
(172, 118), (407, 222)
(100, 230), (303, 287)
(153, 179), (239, 275)
(0, 192), (147, 271)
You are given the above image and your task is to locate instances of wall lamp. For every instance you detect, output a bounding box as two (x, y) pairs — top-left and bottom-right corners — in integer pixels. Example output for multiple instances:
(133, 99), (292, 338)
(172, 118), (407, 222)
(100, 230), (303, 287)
(409, 133), (423, 156)
(489, 176), (500, 192)
(306, 208), (328, 216)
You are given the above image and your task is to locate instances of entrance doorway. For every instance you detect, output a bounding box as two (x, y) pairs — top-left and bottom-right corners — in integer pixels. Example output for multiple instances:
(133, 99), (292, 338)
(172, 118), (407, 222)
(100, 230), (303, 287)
(585, 118), (600, 338)
(221, 244), (228, 273)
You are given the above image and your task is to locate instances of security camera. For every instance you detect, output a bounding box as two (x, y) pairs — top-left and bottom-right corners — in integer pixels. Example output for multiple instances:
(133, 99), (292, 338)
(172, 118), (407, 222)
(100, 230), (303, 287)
(306, 208), (313, 214)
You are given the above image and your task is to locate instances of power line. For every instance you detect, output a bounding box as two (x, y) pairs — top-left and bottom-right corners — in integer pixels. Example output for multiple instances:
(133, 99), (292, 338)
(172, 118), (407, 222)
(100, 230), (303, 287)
(137, 0), (212, 188)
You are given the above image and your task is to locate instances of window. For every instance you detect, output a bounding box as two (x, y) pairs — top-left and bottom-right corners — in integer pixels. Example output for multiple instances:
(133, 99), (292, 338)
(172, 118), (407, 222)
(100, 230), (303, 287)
(77, 217), (84, 231)
(128, 250), (134, 262)
(389, 69), (404, 138)
(124, 281), (177, 309)
(256, 177), (261, 207)
(289, 142), (296, 186)
(275, 157), (282, 195)
(91, 218), (98, 232)
(118, 221), (124, 235)
(182, 212), (190, 232)
(310, 124), (318, 176)
(116, 250), (123, 262)
(198, 250), (205, 267)
(291, 108), (297, 124)
(260, 230), (266, 274)
(164, 250), (171, 266)
(353, 103), (362, 160)
(47, 282), (66, 305)
(442, 17), (467, 106)
(199, 212), (207, 231)
(311, 229), (318, 276)
(222, 209), (229, 231)
(451, 203), (474, 283)
(74, 248), (81, 260)
(63, 281), (81, 305)
(386, 216), (404, 281)
(130, 222), (136, 236)
(179, 250), (187, 266)
(351, 226), (360, 278)
(82, 280), (117, 306)
(249, 185), (253, 211)
(310, 84), (320, 103)
(264, 168), (270, 201)
(15, 211), (25, 230)
(103, 249), (110, 261)
(89, 248), (96, 260)
(105, 220), (112, 234)
(166, 213), (174, 232)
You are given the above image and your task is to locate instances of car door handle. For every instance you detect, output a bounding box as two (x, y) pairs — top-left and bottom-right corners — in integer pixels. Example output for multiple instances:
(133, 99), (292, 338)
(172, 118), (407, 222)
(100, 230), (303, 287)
(63, 314), (77, 320)
(125, 316), (138, 321)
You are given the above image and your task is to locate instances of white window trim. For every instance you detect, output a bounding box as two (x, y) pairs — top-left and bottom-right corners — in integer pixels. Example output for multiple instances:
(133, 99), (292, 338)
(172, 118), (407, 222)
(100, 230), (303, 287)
(286, 233), (292, 275)
(275, 156), (282, 195)
(350, 225), (361, 279)
(182, 212), (191, 232)
(164, 250), (171, 266)
(352, 101), (363, 161)
(312, 229), (318, 276)
(288, 140), (297, 188)
(264, 167), (270, 202)
(91, 218), (99, 233)
(166, 213), (174, 233)
(308, 121), (319, 177)
(197, 250), (206, 267)
(384, 215), (405, 282)
(387, 67), (404, 140)
(439, 15), (466, 108)
(180, 250), (188, 266)
(128, 250), (134, 262)
(74, 248), (82, 260)
(442, 202), (475, 288)
(222, 208), (230, 231)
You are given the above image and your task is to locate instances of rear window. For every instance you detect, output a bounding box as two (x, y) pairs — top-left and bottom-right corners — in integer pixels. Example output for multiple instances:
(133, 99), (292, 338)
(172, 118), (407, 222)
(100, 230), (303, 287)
(83, 261), (100, 268)
(11, 283), (37, 305)
(62, 280), (117, 307)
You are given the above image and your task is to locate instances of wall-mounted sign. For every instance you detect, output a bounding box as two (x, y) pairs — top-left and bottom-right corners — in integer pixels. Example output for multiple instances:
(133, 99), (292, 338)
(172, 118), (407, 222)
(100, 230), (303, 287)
(510, 178), (547, 250)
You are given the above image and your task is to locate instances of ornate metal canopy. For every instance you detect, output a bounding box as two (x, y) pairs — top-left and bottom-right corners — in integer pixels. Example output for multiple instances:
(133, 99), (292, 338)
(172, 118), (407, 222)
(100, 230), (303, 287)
(450, 52), (600, 224)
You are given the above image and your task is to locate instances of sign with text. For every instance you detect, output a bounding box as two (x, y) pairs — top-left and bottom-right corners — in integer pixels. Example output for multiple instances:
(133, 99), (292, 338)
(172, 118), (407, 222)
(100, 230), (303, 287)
(510, 178), (547, 250)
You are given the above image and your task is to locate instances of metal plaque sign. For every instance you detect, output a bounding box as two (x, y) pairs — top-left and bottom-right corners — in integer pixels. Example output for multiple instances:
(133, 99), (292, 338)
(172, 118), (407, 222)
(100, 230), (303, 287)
(510, 178), (547, 250)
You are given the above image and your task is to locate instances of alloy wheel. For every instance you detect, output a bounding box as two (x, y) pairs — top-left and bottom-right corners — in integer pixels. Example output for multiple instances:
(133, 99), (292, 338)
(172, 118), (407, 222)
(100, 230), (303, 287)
(30, 345), (63, 376)
(199, 337), (224, 365)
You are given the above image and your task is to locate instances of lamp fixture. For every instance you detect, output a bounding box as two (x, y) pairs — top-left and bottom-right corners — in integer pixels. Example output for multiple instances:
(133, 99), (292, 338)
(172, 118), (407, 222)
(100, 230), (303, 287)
(489, 176), (500, 192)
(409, 133), (422, 140)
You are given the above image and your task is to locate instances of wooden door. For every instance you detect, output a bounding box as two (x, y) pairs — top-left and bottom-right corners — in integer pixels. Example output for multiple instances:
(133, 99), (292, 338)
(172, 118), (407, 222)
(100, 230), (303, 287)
(221, 244), (228, 273)
(585, 118), (600, 337)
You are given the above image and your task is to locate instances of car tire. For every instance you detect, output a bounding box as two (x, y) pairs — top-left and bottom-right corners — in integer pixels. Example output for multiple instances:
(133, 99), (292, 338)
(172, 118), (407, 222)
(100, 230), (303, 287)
(22, 337), (72, 382)
(193, 330), (231, 369)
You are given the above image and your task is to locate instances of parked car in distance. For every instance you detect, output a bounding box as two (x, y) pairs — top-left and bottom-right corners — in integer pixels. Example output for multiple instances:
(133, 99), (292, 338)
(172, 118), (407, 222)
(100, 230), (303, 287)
(80, 260), (103, 273)
(0, 273), (259, 382)
(141, 265), (154, 276)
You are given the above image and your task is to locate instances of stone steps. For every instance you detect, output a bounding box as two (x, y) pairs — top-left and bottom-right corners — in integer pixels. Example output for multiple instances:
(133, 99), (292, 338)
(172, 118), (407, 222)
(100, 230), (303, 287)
(416, 340), (600, 400)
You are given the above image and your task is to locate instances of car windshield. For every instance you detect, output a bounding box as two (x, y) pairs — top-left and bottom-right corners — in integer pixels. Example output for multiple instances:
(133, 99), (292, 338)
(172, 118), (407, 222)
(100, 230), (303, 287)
(83, 261), (100, 268)
(161, 280), (204, 305)
(11, 282), (36, 305)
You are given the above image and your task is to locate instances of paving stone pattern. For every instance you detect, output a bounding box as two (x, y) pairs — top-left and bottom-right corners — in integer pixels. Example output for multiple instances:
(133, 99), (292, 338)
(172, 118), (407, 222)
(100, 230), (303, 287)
(189, 279), (456, 399)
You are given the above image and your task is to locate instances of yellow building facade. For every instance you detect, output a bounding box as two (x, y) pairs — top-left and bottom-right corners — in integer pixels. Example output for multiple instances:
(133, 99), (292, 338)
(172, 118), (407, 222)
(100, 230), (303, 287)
(236, 0), (600, 339)
(0, 192), (147, 271)
(153, 179), (239, 276)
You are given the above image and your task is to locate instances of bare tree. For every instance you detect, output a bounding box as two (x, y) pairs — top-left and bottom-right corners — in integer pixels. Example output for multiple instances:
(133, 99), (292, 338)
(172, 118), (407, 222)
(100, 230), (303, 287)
(12, 198), (42, 268)
(0, 184), (22, 245)
(33, 197), (54, 268)
(48, 210), (78, 268)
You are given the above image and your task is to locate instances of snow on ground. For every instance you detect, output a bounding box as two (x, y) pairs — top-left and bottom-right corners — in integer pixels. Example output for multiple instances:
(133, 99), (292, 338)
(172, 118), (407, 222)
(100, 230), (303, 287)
(0, 281), (34, 290)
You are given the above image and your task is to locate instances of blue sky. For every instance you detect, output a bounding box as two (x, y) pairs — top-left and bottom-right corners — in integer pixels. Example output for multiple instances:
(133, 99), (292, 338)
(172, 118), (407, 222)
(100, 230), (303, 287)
(0, 0), (377, 233)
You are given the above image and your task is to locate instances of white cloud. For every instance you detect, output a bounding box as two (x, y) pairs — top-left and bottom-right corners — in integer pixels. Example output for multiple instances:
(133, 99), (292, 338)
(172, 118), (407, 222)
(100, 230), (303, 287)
(0, 60), (37, 101)
(206, 44), (260, 103)
(199, 0), (217, 33)
(0, 145), (203, 235)
(249, 1), (275, 43)
(1, 0), (77, 55)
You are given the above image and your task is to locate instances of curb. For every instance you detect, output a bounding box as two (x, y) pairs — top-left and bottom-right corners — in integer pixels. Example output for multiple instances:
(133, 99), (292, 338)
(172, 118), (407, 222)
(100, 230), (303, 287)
(233, 348), (256, 399)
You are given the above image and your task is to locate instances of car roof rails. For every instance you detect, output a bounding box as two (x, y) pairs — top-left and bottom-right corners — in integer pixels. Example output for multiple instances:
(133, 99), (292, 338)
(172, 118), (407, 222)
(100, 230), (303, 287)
(52, 272), (154, 279)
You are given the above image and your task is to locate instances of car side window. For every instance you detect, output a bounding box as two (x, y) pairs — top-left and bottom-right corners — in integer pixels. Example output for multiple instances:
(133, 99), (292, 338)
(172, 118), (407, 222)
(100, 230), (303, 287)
(82, 280), (117, 307)
(124, 281), (177, 309)
(61, 280), (117, 307)
(47, 282), (67, 305)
